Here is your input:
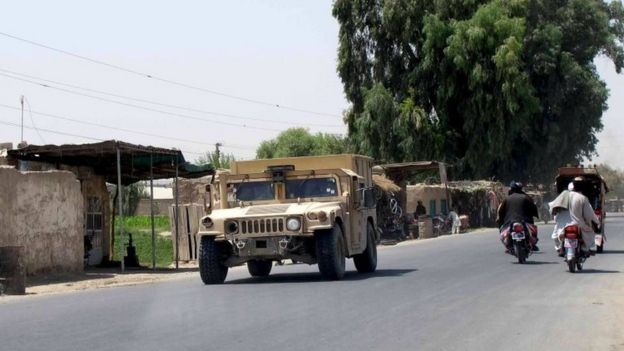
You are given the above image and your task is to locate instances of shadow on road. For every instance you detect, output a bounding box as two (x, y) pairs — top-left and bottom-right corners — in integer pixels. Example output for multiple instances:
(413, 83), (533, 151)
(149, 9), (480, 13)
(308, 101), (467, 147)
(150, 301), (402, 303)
(577, 269), (621, 274)
(226, 269), (417, 284)
(521, 261), (559, 265)
(599, 250), (624, 254)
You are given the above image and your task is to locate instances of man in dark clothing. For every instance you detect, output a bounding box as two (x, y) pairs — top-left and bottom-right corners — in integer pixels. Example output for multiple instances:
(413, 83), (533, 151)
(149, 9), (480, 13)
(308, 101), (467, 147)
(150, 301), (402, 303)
(497, 182), (539, 251)
(415, 200), (427, 217)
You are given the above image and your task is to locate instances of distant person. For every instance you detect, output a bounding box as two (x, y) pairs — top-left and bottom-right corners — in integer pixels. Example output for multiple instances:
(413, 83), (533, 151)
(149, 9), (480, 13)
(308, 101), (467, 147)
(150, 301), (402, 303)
(448, 207), (461, 234)
(415, 200), (427, 218)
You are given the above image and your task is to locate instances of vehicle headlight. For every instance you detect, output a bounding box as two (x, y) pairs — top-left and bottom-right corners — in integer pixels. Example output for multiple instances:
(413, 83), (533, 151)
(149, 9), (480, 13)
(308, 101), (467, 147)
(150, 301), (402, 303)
(225, 220), (239, 234)
(201, 216), (213, 228)
(286, 217), (301, 231)
(306, 211), (328, 222)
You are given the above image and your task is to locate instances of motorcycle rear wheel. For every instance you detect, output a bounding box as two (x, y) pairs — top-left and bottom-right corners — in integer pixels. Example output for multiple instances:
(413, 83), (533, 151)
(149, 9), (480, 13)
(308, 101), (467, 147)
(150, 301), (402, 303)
(567, 259), (577, 273)
(515, 243), (526, 264)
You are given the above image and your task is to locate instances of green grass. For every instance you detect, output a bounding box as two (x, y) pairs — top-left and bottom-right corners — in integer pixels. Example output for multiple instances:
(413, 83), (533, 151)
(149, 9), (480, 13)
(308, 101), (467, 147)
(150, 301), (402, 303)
(117, 215), (170, 230)
(113, 216), (173, 267)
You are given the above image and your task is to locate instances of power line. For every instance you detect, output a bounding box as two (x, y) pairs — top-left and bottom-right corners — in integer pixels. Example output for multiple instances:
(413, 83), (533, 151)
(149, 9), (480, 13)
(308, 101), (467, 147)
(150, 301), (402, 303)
(0, 118), (207, 156)
(0, 31), (342, 119)
(0, 72), (286, 132)
(22, 97), (46, 144)
(0, 103), (256, 151)
(0, 68), (344, 129)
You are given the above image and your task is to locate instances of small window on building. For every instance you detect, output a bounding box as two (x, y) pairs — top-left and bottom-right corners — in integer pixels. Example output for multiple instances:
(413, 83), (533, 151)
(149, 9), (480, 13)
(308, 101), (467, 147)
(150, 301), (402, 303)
(429, 200), (437, 216)
(441, 199), (448, 215)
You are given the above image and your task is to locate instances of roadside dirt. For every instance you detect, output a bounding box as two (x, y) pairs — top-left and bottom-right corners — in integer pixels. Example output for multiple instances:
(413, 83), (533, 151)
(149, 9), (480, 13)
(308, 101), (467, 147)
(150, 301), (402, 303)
(0, 263), (202, 301)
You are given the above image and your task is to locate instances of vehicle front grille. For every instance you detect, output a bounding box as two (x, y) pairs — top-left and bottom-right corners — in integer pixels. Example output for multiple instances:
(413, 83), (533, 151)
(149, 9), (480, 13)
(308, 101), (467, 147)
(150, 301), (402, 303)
(240, 218), (285, 235)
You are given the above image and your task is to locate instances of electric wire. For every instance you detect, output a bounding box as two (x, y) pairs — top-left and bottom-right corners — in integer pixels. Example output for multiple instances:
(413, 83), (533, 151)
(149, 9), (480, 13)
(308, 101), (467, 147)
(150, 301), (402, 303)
(0, 31), (342, 119)
(22, 97), (46, 144)
(0, 103), (256, 151)
(0, 68), (344, 129)
(0, 72), (287, 132)
(0, 119), (208, 156)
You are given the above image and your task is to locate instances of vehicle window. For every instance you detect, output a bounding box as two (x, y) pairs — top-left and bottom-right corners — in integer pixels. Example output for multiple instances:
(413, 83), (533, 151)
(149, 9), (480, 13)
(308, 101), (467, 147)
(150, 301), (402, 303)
(229, 181), (274, 201)
(286, 178), (338, 199)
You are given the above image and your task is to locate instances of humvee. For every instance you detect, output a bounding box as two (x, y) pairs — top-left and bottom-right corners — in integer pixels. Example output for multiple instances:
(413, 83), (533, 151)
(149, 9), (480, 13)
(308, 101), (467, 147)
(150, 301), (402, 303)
(197, 154), (378, 284)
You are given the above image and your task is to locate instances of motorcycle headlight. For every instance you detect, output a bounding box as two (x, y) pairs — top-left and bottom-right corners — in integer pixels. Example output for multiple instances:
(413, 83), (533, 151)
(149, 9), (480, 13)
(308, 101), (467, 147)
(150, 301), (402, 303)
(286, 217), (301, 231)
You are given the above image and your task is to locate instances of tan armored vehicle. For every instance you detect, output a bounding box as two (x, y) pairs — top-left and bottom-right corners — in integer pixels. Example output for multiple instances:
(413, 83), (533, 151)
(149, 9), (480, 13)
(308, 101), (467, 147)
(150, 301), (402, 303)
(197, 154), (378, 284)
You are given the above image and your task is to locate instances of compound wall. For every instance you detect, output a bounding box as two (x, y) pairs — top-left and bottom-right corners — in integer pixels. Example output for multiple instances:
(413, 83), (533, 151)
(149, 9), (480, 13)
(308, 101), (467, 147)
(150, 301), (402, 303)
(0, 166), (83, 274)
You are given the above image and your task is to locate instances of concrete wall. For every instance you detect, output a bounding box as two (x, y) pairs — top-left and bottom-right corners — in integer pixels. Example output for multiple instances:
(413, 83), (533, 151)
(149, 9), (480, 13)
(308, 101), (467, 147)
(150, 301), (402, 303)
(406, 184), (449, 216)
(80, 174), (110, 265)
(135, 198), (174, 216)
(0, 166), (83, 274)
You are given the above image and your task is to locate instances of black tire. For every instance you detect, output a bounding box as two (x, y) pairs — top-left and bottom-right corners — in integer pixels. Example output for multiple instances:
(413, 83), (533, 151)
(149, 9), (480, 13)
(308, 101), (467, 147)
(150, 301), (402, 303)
(315, 224), (346, 280)
(568, 258), (576, 273)
(199, 236), (228, 284)
(247, 260), (272, 277)
(514, 243), (525, 264)
(354, 222), (378, 273)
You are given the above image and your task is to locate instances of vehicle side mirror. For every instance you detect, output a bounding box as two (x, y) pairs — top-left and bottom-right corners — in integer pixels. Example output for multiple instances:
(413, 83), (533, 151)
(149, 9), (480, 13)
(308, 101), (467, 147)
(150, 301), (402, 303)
(363, 188), (377, 208)
(357, 188), (377, 209)
(204, 184), (213, 214)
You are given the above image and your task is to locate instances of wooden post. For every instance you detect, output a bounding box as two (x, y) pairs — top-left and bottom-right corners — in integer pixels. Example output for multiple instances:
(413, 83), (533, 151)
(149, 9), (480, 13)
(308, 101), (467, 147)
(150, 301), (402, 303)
(0, 246), (26, 295)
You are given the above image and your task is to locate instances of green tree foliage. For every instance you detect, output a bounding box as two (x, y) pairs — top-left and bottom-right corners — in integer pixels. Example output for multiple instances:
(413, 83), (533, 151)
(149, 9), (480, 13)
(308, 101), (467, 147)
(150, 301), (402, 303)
(196, 150), (235, 169)
(333, 0), (624, 183)
(114, 183), (145, 216)
(598, 164), (624, 199)
(256, 128), (349, 159)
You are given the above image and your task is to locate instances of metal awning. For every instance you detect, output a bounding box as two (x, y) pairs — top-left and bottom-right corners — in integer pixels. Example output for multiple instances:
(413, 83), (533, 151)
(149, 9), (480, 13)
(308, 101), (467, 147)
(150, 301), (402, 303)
(7, 140), (214, 185)
(8, 140), (214, 272)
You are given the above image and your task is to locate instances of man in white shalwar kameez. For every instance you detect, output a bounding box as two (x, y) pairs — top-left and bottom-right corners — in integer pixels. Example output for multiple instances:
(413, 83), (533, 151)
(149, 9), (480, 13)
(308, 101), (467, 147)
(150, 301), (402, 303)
(550, 179), (599, 254)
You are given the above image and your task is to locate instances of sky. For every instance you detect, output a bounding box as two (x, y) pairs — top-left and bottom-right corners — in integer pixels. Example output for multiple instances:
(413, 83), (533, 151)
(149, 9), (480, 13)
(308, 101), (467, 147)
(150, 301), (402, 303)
(0, 1), (622, 168)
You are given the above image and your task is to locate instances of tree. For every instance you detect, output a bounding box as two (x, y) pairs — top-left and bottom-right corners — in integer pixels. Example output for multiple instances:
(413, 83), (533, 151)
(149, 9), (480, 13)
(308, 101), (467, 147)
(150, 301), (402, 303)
(333, 0), (624, 183)
(196, 150), (235, 169)
(256, 128), (349, 159)
(598, 164), (624, 199)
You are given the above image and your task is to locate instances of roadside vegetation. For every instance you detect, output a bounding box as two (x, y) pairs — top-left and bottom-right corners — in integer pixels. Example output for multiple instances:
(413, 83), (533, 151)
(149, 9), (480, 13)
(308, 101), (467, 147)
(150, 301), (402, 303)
(112, 215), (173, 268)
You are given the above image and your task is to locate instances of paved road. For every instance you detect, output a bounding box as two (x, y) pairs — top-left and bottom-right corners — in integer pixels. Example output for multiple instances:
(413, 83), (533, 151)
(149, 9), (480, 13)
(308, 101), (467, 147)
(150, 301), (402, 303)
(2, 216), (623, 351)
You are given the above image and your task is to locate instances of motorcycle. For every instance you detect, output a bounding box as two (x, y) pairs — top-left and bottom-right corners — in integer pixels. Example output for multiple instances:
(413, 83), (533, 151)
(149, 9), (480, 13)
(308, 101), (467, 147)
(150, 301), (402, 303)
(432, 215), (452, 236)
(560, 224), (593, 273)
(501, 222), (532, 263)
(508, 222), (532, 264)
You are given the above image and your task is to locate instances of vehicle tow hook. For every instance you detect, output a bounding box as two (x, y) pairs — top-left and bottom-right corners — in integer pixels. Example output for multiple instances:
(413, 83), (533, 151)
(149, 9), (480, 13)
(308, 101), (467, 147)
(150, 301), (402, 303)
(234, 239), (247, 249)
(279, 237), (290, 250)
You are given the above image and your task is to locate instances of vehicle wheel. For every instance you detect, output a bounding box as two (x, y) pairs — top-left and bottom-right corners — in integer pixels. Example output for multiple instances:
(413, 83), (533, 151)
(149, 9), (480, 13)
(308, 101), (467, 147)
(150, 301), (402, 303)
(315, 224), (346, 280)
(199, 236), (228, 284)
(354, 222), (378, 273)
(515, 243), (525, 264)
(247, 260), (272, 277)
(567, 258), (577, 273)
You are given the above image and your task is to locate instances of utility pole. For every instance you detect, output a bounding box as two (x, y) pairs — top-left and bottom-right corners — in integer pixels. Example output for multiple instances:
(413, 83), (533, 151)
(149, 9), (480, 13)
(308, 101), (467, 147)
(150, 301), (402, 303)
(215, 142), (222, 168)
(20, 95), (24, 143)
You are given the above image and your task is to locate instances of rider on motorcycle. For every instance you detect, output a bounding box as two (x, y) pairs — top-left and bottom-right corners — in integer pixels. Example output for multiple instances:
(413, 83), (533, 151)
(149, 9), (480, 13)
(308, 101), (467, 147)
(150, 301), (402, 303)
(550, 177), (600, 256)
(497, 181), (539, 252)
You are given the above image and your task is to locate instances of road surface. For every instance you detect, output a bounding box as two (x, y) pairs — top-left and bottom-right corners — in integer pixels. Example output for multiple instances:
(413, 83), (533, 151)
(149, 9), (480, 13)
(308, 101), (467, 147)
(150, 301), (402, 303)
(1, 216), (623, 351)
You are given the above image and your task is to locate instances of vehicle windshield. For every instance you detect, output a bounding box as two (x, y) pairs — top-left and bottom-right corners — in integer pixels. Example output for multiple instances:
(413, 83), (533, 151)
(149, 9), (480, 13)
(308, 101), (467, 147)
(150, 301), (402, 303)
(286, 177), (338, 199)
(228, 181), (275, 202)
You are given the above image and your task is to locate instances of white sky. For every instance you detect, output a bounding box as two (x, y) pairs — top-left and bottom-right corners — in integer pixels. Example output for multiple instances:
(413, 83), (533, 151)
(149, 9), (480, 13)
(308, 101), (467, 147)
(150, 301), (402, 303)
(0, 1), (622, 168)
